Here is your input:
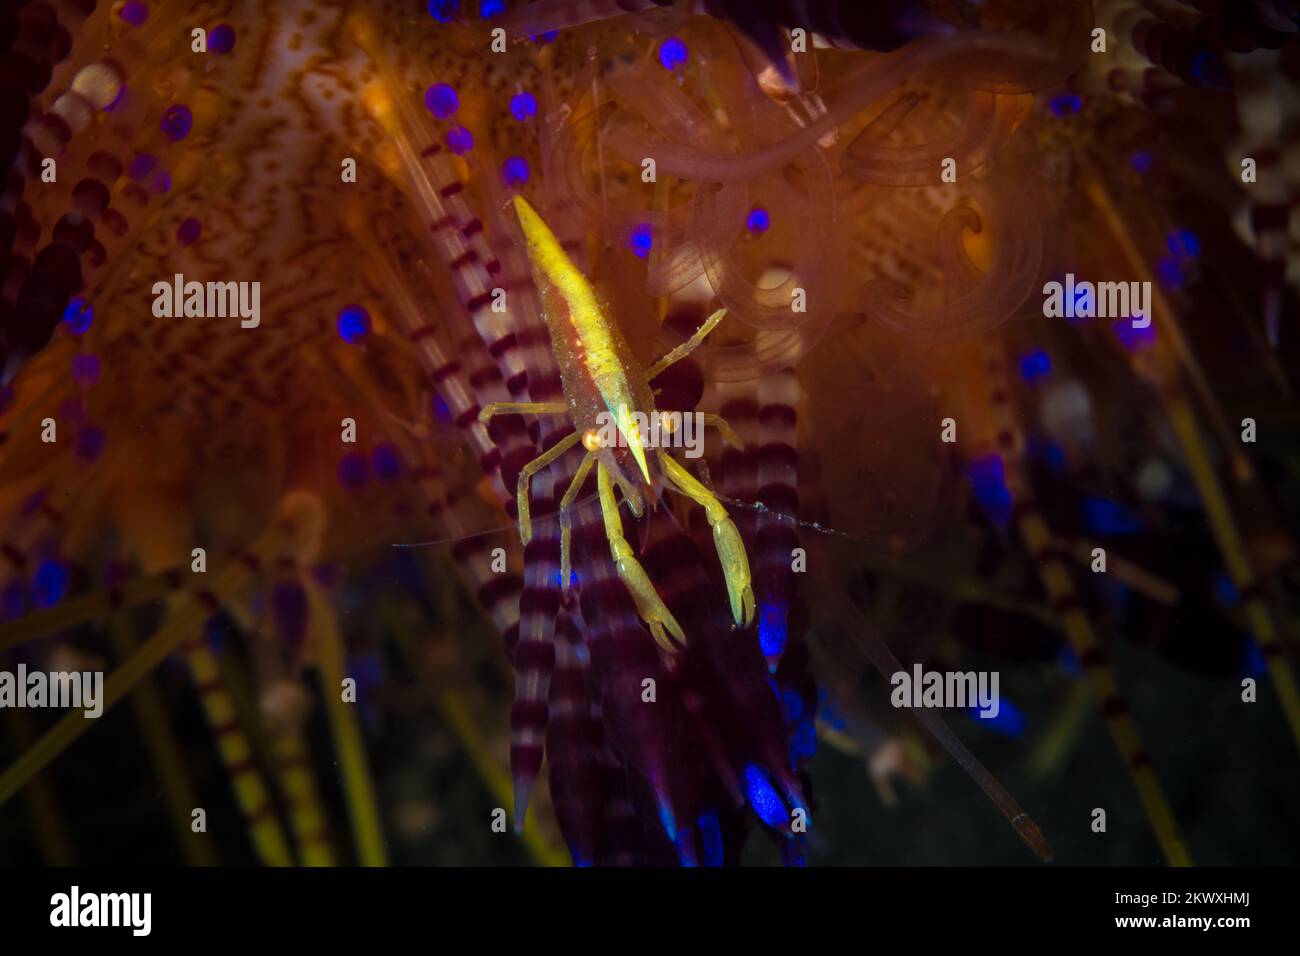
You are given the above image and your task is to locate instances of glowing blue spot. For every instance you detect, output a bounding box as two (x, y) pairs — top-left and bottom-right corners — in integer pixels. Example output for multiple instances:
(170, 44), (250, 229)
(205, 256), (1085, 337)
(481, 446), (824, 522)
(792, 719), (817, 759)
(758, 600), (787, 658)
(337, 304), (371, 344)
(1214, 571), (1238, 606)
(425, 83), (459, 119)
(160, 104), (192, 142)
(780, 689), (804, 722)
(658, 801), (678, 841)
(969, 698), (1026, 737)
(433, 393), (452, 423)
(535, 30), (559, 44)
(426, 0), (459, 22)
(349, 653), (384, 688)
(63, 297), (93, 335)
(1168, 228), (1200, 258)
(77, 425), (104, 462)
(817, 690), (848, 731)
(629, 223), (652, 258)
(120, 2), (149, 26)
(1049, 93), (1082, 117)
(782, 842), (807, 867)
(746, 207), (770, 233)
(71, 353), (100, 386)
(509, 91), (537, 121)
(1130, 151), (1152, 174)
(1059, 644), (1082, 679)
(337, 452), (368, 490)
(1242, 639), (1266, 680)
(372, 444), (403, 482)
(1018, 349), (1051, 383)
(205, 618), (226, 655)
(551, 569), (580, 589)
(659, 37), (688, 70)
(209, 24), (236, 54)
(1073, 283), (1092, 314)
(446, 126), (474, 155)
(129, 153), (158, 181)
(968, 454), (1012, 527)
(697, 810), (724, 866)
(502, 155), (529, 186)
(743, 764), (786, 827)
(1030, 437), (1065, 470)
(572, 857), (593, 867)
(33, 560), (68, 608)
(1083, 496), (1142, 535)
(1156, 256), (1184, 290)
(176, 217), (202, 245)
(1115, 317), (1156, 352)
(480, 0), (505, 16)
(1190, 51), (1227, 88)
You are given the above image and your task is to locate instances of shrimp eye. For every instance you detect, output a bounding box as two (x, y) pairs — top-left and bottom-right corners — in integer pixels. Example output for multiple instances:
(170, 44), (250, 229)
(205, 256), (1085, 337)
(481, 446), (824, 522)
(582, 428), (603, 451)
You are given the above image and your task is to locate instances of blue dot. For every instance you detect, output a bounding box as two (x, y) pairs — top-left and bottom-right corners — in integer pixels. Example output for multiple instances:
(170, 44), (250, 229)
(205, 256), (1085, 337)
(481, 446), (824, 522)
(746, 207), (770, 233)
(33, 560), (68, 608)
(502, 156), (529, 186)
(446, 126), (474, 155)
(1156, 257), (1184, 290)
(72, 353), (101, 386)
(1174, 228), (1200, 258)
(743, 764), (786, 828)
(63, 297), (93, 335)
(77, 425), (104, 461)
(120, 2), (148, 26)
(1130, 150), (1152, 174)
(160, 104), (192, 142)
(425, 83), (459, 119)
(1049, 93), (1082, 117)
(129, 153), (159, 181)
(509, 91), (537, 121)
(1018, 349), (1051, 382)
(337, 304), (371, 344)
(629, 223), (652, 258)
(372, 444), (403, 482)
(338, 452), (368, 490)
(480, 0), (505, 17)
(210, 24), (236, 54)
(427, 0), (459, 22)
(659, 37), (688, 70)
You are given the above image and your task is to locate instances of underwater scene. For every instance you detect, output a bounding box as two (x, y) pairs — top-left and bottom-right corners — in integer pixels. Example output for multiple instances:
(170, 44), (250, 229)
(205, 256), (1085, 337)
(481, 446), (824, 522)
(1, 0), (1299, 872)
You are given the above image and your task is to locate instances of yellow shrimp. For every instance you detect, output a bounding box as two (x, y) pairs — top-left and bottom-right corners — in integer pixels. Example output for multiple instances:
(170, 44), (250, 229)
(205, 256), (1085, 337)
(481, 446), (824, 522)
(479, 195), (755, 650)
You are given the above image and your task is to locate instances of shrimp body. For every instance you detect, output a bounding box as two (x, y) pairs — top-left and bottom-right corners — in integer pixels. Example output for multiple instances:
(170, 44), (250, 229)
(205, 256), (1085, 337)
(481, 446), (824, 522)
(481, 195), (756, 649)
